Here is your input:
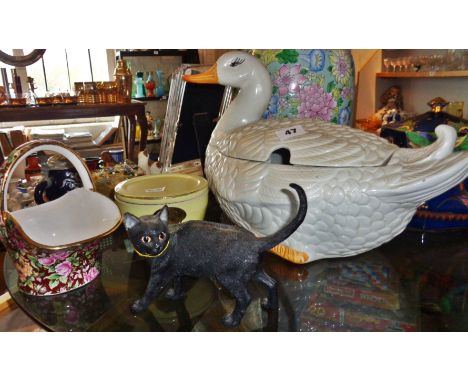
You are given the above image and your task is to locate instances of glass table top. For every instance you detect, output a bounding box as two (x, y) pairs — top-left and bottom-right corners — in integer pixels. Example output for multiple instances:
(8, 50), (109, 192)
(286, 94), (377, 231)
(4, 219), (468, 332)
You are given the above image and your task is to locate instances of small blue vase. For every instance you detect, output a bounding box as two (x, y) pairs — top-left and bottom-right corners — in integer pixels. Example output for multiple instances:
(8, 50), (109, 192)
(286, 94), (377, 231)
(134, 71), (146, 98)
(156, 69), (165, 97)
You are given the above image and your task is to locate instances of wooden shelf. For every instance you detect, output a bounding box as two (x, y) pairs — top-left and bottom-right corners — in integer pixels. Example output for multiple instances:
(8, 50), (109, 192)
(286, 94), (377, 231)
(377, 70), (468, 78)
(116, 49), (200, 64)
(131, 96), (167, 101)
(135, 137), (161, 144)
(117, 49), (191, 57)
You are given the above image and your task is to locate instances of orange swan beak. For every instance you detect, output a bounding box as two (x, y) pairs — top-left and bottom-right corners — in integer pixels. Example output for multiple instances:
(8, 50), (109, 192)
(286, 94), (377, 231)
(182, 64), (218, 84)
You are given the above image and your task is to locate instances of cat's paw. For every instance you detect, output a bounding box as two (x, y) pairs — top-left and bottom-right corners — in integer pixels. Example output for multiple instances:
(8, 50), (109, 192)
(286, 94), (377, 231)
(222, 313), (241, 327)
(130, 300), (146, 315)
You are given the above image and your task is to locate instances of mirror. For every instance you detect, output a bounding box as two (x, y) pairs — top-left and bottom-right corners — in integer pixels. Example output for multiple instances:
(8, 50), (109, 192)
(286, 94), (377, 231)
(0, 49), (46, 67)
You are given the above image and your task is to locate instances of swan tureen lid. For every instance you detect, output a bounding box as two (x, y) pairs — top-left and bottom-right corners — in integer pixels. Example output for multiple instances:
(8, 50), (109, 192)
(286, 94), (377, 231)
(212, 119), (398, 167)
(182, 50), (397, 167)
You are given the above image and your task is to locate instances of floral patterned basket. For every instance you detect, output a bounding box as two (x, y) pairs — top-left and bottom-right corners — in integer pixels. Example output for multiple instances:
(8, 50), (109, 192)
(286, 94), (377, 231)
(0, 140), (122, 296)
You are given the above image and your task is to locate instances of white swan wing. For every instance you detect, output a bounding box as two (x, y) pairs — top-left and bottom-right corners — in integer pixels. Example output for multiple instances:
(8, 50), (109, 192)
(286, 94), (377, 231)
(370, 151), (468, 205)
(213, 119), (397, 167)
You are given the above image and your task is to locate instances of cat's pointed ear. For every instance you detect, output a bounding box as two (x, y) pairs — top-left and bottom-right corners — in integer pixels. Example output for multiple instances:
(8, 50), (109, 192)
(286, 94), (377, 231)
(154, 205), (169, 225)
(123, 213), (140, 231)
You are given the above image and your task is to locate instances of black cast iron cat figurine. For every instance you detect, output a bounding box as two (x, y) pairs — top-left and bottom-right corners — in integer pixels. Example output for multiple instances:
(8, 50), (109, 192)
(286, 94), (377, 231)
(123, 183), (307, 327)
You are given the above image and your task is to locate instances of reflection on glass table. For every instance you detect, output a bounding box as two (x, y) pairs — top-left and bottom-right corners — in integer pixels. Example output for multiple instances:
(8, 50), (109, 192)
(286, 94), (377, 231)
(4, 222), (468, 331)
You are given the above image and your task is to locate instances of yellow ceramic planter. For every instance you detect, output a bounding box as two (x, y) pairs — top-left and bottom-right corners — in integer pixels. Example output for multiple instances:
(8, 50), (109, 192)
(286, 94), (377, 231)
(114, 174), (208, 221)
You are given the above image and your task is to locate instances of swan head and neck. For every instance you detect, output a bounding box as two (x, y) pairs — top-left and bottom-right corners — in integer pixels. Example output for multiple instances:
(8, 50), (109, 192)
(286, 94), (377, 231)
(183, 51), (272, 135)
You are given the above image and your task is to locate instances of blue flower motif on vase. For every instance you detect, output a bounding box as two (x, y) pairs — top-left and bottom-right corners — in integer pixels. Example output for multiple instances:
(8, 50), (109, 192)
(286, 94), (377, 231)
(338, 106), (351, 125)
(263, 94), (279, 119)
(307, 49), (326, 73)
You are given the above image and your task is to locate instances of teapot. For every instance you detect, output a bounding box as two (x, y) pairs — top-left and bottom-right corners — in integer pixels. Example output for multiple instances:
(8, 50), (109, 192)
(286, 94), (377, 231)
(34, 154), (83, 204)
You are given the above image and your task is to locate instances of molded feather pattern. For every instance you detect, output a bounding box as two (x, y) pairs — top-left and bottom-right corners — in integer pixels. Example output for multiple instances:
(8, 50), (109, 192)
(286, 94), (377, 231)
(372, 151), (468, 204)
(212, 119), (397, 167)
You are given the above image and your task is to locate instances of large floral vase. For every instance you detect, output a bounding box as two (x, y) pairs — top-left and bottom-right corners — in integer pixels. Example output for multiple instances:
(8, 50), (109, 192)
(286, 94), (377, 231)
(0, 216), (101, 296)
(252, 49), (355, 125)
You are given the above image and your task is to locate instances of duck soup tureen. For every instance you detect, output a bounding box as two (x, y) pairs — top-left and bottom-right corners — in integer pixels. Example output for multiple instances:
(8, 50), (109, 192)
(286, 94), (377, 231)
(183, 51), (468, 264)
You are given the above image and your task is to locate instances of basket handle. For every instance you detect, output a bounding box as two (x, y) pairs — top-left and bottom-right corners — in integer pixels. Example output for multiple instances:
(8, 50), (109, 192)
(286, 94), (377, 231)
(1, 140), (95, 214)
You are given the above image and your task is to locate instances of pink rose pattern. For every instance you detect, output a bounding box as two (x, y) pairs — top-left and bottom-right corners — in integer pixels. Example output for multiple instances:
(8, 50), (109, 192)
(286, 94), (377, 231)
(297, 83), (337, 121)
(0, 215), (101, 296)
(83, 267), (99, 283)
(38, 257), (56, 266)
(56, 261), (73, 277)
(273, 64), (307, 96)
(51, 252), (71, 261)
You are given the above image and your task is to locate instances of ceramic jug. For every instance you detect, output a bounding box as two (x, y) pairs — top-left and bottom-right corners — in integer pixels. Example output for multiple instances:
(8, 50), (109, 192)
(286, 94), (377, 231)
(34, 154), (83, 204)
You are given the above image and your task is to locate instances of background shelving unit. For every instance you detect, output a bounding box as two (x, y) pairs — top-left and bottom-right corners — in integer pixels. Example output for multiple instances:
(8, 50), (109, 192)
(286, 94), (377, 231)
(356, 49), (468, 121)
(115, 50), (200, 154)
(377, 70), (468, 78)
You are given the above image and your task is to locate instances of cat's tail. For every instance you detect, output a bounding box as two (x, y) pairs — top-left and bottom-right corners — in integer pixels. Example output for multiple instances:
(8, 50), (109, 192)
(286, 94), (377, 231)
(257, 183), (308, 253)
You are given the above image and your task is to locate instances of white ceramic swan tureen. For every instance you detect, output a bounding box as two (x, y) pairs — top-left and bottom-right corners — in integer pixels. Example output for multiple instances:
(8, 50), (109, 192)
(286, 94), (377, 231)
(183, 51), (468, 264)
